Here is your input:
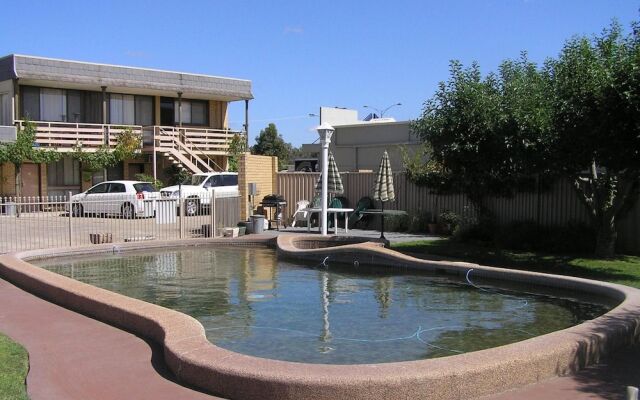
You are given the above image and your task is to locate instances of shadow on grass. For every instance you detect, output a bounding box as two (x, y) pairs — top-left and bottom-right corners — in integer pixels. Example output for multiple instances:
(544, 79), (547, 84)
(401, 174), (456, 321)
(393, 239), (640, 287)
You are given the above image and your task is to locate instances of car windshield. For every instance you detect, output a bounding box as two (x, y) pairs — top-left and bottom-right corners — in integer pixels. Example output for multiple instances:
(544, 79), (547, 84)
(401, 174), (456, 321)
(133, 183), (156, 192)
(191, 175), (208, 185)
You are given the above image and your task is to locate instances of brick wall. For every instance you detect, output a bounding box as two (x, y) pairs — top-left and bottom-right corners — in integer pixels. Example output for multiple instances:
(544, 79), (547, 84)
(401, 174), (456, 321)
(238, 153), (278, 220)
(0, 162), (16, 196)
(39, 163), (47, 198)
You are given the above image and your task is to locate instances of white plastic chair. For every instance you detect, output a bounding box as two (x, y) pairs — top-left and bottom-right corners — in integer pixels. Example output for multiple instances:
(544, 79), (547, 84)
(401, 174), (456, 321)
(290, 200), (310, 227)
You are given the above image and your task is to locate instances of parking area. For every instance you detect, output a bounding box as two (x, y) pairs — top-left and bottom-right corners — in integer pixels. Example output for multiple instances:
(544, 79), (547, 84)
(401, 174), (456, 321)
(0, 210), (226, 253)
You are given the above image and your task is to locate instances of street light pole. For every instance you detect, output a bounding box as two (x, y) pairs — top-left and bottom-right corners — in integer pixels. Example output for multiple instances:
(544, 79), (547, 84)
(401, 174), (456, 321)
(363, 102), (402, 118)
(316, 122), (335, 236)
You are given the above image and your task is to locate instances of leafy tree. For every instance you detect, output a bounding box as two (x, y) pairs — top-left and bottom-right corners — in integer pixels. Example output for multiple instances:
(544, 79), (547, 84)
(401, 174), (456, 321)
(227, 133), (247, 172)
(72, 127), (141, 181)
(0, 121), (60, 199)
(411, 20), (640, 256)
(411, 58), (548, 215)
(546, 21), (640, 256)
(163, 164), (192, 186)
(251, 123), (292, 170)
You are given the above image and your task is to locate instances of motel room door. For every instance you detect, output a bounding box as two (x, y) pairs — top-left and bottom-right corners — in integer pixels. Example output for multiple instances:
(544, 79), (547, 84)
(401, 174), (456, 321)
(21, 163), (41, 212)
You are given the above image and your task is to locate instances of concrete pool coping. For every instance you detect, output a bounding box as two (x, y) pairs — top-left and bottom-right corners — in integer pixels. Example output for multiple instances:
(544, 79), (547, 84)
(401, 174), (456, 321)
(0, 235), (638, 400)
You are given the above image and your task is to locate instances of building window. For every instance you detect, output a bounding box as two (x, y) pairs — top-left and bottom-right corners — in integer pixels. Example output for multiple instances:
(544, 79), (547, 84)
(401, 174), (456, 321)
(175, 99), (208, 126)
(109, 94), (135, 125)
(20, 86), (103, 123)
(21, 86), (41, 121)
(40, 88), (67, 122)
(135, 96), (154, 126)
(47, 157), (81, 187)
(67, 90), (102, 124)
(110, 94), (153, 126)
(0, 93), (11, 125)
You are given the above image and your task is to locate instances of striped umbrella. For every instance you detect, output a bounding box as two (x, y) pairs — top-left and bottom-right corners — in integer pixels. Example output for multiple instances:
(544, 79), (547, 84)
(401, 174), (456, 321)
(373, 150), (395, 240)
(315, 151), (344, 195)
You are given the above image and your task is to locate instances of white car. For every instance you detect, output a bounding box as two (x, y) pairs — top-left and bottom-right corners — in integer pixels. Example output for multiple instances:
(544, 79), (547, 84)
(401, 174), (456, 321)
(160, 172), (239, 216)
(70, 180), (160, 219)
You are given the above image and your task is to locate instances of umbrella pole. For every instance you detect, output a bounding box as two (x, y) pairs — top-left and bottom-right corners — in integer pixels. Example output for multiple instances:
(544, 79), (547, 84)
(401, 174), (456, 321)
(380, 201), (386, 240)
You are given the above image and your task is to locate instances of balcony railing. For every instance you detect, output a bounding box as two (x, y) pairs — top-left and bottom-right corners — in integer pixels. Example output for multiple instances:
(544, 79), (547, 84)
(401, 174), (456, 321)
(16, 121), (245, 155)
(16, 120), (143, 152)
(145, 125), (243, 154)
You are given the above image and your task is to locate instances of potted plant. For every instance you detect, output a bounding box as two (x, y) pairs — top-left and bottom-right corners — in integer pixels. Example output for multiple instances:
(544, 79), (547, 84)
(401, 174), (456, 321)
(439, 210), (460, 235)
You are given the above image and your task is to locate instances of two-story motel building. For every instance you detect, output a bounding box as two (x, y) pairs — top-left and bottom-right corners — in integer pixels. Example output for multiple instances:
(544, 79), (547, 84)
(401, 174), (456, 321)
(0, 54), (252, 197)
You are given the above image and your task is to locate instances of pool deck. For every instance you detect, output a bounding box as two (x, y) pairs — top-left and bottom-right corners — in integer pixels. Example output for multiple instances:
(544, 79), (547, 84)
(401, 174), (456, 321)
(0, 277), (219, 400)
(0, 231), (638, 399)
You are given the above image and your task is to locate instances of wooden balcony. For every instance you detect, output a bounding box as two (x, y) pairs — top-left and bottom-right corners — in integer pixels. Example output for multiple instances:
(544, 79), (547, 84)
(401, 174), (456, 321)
(17, 120), (143, 152)
(144, 126), (242, 155)
(17, 121), (244, 155)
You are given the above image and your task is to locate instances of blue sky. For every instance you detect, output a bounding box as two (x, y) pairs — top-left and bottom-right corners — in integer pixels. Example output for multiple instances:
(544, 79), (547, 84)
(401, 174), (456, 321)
(0, 1), (637, 146)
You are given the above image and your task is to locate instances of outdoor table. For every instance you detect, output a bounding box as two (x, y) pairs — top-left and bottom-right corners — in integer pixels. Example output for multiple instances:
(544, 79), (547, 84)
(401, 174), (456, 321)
(304, 207), (354, 234)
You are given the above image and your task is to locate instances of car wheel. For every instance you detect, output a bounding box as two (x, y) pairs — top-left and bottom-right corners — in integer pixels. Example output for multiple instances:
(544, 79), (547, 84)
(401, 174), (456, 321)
(71, 203), (83, 217)
(185, 198), (200, 216)
(121, 203), (136, 219)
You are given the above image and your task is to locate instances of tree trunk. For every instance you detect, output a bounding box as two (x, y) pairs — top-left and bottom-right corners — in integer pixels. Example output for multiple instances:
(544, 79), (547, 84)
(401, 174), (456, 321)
(594, 215), (617, 257)
(570, 170), (636, 258)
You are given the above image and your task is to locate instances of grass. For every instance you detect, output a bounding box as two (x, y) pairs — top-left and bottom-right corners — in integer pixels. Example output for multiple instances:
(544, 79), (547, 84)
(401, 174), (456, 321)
(0, 333), (29, 400)
(391, 239), (640, 288)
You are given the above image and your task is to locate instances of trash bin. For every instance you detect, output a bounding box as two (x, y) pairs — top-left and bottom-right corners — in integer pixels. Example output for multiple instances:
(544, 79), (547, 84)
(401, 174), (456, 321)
(155, 199), (177, 224)
(4, 202), (16, 216)
(250, 215), (265, 234)
(244, 221), (254, 234)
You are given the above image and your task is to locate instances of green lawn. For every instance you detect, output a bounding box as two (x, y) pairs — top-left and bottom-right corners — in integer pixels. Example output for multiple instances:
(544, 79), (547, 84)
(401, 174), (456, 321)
(391, 239), (640, 288)
(0, 333), (29, 400)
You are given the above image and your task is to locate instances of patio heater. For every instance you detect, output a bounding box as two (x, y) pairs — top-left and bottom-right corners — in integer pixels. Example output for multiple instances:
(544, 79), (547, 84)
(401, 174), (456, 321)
(316, 122), (334, 235)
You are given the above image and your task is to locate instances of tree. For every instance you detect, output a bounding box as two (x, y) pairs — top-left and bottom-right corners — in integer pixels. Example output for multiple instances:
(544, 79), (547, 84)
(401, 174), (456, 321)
(0, 121), (60, 199)
(72, 127), (141, 181)
(411, 20), (640, 256)
(411, 58), (548, 216)
(547, 21), (640, 256)
(227, 133), (247, 172)
(251, 123), (293, 170)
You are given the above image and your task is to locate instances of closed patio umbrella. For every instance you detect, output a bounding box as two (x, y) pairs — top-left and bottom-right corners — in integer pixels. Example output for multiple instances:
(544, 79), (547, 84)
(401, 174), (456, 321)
(373, 150), (395, 240)
(315, 151), (344, 195)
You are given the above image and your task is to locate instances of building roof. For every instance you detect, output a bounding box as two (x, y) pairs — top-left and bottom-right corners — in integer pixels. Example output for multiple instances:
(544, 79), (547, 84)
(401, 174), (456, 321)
(0, 54), (253, 101)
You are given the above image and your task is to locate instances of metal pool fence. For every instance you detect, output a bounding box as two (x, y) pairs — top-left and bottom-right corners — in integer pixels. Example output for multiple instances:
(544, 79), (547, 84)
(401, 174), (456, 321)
(0, 192), (241, 253)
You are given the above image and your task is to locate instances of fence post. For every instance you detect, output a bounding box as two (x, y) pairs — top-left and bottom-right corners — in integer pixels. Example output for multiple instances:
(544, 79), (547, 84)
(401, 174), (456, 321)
(68, 191), (73, 247)
(210, 188), (216, 238)
(179, 195), (185, 239)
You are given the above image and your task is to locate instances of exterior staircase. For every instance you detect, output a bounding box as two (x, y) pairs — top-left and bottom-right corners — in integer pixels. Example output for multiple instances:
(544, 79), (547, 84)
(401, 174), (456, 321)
(146, 126), (224, 174)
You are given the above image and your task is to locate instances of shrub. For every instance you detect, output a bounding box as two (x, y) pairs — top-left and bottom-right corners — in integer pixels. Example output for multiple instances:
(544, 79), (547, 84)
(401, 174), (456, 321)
(454, 217), (497, 243)
(406, 209), (434, 233)
(439, 210), (461, 234)
(134, 173), (164, 189)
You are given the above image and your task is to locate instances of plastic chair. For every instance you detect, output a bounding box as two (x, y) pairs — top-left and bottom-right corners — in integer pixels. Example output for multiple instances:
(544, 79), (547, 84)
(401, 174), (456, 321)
(290, 200), (310, 227)
(348, 196), (373, 228)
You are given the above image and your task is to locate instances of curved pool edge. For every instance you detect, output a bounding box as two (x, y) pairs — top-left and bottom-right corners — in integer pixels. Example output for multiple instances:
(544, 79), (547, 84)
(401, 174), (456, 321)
(0, 235), (637, 400)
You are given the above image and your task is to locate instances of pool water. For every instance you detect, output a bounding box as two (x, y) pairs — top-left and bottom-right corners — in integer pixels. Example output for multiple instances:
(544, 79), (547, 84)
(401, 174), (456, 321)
(36, 246), (611, 364)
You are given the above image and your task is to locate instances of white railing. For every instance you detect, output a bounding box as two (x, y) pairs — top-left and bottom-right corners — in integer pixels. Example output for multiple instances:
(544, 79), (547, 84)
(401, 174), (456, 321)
(16, 120), (143, 151)
(152, 125), (242, 154)
(0, 193), (241, 253)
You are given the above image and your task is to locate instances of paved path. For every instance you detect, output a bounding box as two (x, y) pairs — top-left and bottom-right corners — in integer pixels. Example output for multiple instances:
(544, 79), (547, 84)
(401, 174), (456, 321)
(0, 278), (220, 400)
(482, 346), (640, 400)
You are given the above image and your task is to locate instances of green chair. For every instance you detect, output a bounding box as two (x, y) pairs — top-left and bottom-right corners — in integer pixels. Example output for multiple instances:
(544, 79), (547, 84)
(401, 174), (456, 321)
(348, 196), (373, 228)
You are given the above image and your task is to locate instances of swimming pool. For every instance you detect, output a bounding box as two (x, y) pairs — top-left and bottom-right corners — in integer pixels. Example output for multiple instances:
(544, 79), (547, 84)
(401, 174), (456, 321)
(36, 246), (610, 364)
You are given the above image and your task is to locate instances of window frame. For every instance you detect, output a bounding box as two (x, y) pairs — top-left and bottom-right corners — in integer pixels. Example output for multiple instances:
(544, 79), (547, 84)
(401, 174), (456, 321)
(174, 99), (209, 127)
